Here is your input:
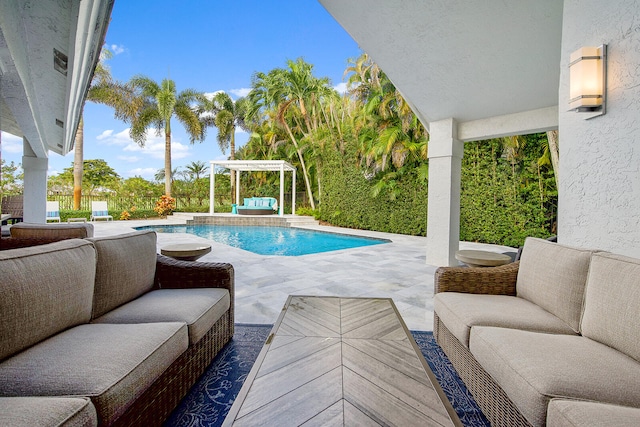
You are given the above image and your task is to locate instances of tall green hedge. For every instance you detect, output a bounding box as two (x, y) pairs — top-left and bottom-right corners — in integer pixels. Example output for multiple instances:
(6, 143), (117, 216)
(460, 136), (557, 247)
(317, 141), (428, 235)
(317, 134), (556, 248)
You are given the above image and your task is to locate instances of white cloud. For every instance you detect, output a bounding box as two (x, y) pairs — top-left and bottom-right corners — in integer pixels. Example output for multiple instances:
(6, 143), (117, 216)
(229, 88), (251, 98)
(95, 127), (191, 162)
(334, 82), (348, 94)
(97, 128), (131, 145)
(126, 167), (157, 179)
(110, 44), (125, 55)
(47, 167), (61, 176)
(203, 91), (224, 100)
(120, 131), (190, 160)
(1, 132), (23, 154)
(96, 129), (114, 140)
(204, 88), (251, 100)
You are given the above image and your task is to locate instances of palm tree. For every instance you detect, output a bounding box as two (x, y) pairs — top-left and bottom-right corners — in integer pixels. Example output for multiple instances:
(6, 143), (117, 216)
(200, 93), (250, 202)
(184, 160), (208, 181)
(247, 58), (333, 209)
(154, 167), (184, 184)
(128, 76), (205, 196)
(73, 48), (136, 209)
(346, 54), (428, 177)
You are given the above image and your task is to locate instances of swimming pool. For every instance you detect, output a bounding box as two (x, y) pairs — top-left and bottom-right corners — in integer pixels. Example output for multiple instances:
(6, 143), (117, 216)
(136, 225), (389, 256)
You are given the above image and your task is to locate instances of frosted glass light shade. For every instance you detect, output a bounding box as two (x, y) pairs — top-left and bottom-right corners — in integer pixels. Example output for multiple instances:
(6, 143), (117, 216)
(569, 46), (606, 112)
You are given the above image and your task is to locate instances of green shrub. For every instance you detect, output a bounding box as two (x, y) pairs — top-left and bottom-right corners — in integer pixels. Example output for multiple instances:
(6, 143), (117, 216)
(295, 206), (318, 217)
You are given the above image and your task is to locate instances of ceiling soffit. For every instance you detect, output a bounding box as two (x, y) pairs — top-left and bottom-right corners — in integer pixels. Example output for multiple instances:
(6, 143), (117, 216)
(0, 0), (113, 157)
(319, 0), (563, 138)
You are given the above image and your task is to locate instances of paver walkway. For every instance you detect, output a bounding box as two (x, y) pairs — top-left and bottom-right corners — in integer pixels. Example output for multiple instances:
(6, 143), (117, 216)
(92, 217), (514, 331)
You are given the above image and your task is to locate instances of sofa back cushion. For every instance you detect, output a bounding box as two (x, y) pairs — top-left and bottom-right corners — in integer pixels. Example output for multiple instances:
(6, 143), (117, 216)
(0, 239), (96, 361)
(516, 237), (595, 332)
(581, 252), (640, 362)
(87, 230), (157, 318)
(10, 222), (94, 239)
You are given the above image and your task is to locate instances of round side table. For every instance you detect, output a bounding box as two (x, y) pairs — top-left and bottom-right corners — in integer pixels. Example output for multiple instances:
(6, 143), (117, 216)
(455, 249), (512, 267)
(161, 243), (212, 261)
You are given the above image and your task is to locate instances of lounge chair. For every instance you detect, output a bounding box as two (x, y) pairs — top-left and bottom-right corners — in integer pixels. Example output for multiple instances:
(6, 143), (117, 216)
(90, 201), (113, 221)
(46, 201), (61, 222)
(1, 195), (23, 224)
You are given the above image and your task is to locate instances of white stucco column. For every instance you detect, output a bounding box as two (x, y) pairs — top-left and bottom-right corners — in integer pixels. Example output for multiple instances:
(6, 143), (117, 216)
(22, 139), (48, 223)
(209, 163), (215, 214)
(426, 118), (464, 266)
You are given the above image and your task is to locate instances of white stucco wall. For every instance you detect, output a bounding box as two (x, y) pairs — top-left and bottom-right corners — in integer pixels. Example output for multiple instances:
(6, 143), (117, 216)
(558, 1), (640, 257)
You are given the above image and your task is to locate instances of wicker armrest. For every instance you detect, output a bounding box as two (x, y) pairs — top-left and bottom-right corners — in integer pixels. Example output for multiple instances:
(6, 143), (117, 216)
(154, 254), (234, 292)
(0, 236), (73, 250)
(434, 261), (520, 295)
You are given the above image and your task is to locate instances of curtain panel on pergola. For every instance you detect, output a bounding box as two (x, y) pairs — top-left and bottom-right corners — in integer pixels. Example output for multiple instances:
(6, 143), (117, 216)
(209, 160), (297, 216)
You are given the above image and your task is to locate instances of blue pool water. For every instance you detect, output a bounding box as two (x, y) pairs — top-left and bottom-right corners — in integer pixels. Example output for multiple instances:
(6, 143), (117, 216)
(136, 225), (389, 256)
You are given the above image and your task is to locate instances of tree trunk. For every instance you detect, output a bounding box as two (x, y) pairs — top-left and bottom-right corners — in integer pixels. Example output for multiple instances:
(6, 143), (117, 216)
(165, 129), (172, 197)
(283, 122), (315, 209)
(546, 130), (560, 190)
(73, 117), (84, 210)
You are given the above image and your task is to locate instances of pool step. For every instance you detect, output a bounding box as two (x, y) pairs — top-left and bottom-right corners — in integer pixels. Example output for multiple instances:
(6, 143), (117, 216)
(285, 216), (320, 227)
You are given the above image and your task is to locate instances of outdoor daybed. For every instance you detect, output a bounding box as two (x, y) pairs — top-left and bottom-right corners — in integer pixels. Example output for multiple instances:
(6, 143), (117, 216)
(0, 230), (234, 427)
(236, 196), (277, 215)
(434, 237), (640, 427)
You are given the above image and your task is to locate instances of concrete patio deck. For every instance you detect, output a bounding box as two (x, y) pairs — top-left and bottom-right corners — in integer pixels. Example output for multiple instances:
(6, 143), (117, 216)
(91, 216), (515, 331)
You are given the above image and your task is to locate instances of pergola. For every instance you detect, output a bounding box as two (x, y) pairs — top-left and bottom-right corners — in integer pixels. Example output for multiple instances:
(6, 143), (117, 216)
(209, 160), (297, 217)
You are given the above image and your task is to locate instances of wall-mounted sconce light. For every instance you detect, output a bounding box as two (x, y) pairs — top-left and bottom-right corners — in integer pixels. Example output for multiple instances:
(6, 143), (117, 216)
(569, 44), (607, 118)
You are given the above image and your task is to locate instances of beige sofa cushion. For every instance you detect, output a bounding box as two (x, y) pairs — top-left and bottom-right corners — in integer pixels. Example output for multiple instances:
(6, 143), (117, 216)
(0, 239), (96, 361)
(87, 230), (157, 318)
(470, 327), (640, 427)
(547, 399), (640, 427)
(516, 237), (595, 332)
(93, 288), (230, 344)
(10, 222), (94, 238)
(0, 397), (97, 427)
(434, 293), (576, 347)
(581, 252), (640, 363)
(0, 322), (188, 426)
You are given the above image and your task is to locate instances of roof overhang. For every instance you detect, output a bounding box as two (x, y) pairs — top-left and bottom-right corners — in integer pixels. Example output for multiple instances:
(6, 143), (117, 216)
(319, 0), (563, 140)
(0, 0), (114, 157)
(211, 160), (297, 172)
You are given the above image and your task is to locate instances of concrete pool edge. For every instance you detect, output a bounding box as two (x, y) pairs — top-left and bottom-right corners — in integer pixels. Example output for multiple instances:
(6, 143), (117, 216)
(133, 224), (392, 256)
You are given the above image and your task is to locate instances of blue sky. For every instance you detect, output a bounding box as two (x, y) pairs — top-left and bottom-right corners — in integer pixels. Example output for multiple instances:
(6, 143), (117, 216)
(1, 1), (361, 180)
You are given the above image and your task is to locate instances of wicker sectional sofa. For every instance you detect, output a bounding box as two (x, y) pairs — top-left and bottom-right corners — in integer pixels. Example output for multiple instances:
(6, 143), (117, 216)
(0, 230), (234, 426)
(434, 237), (640, 426)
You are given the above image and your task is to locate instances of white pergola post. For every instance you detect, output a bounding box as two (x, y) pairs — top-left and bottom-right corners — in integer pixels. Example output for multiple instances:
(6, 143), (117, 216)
(279, 163), (285, 216)
(207, 160), (296, 216)
(292, 169), (296, 215)
(235, 169), (241, 206)
(426, 118), (464, 266)
(209, 163), (215, 214)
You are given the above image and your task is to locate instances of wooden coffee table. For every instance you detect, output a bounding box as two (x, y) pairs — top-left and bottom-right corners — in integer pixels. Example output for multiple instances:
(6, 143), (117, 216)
(223, 296), (461, 426)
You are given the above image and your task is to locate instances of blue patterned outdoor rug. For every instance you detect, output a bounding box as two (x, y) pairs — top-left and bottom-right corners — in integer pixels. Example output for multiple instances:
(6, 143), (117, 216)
(165, 324), (490, 427)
